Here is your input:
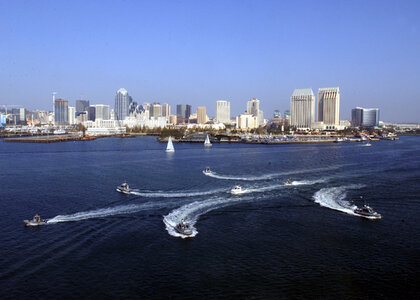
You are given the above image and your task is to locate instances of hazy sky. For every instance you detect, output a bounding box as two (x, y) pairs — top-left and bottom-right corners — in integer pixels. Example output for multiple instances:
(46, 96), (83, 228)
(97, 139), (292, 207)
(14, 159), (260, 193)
(1, 0), (419, 122)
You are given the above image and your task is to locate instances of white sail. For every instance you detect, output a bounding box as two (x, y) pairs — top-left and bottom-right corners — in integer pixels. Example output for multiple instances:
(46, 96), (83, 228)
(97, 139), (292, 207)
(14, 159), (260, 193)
(166, 136), (175, 152)
(204, 134), (212, 147)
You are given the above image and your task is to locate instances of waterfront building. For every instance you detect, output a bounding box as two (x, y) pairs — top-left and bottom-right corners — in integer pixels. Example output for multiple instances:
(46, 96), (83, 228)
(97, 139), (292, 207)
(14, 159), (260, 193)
(94, 104), (110, 120)
(216, 100), (231, 123)
(290, 88), (315, 129)
(88, 106), (96, 121)
(162, 103), (171, 117)
(246, 98), (264, 126)
(351, 107), (379, 127)
(68, 106), (76, 125)
(176, 104), (192, 121)
(76, 111), (88, 124)
(169, 114), (177, 125)
(236, 113), (258, 130)
(76, 100), (90, 114)
(54, 99), (69, 125)
(114, 88), (132, 121)
(197, 106), (207, 124)
(151, 103), (162, 119)
(318, 87), (340, 126)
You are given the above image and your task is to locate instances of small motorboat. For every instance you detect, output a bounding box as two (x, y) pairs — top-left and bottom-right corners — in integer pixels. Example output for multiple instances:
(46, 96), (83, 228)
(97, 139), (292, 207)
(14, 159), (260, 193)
(174, 219), (193, 236)
(284, 179), (293, 185)
(24, 214), (48, 227)
(116, 182), (131, 194)
(354, 205), (382, 219)
(203, 167), (212, 174)
(230, 185), (244, 195)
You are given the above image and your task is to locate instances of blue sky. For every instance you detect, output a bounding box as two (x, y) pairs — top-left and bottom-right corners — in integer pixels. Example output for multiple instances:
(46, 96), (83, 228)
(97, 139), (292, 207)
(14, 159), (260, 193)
(1, 0), (419, 122)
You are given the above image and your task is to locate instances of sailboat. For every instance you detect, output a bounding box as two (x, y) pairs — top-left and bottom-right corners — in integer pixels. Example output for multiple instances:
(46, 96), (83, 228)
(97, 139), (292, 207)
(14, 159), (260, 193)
(166, 136), (175, 152)
(204, 134), (212, 147)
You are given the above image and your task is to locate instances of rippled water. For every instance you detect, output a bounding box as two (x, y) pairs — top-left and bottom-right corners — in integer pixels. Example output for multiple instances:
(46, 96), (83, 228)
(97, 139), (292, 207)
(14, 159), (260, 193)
(0, 136), (419, 298)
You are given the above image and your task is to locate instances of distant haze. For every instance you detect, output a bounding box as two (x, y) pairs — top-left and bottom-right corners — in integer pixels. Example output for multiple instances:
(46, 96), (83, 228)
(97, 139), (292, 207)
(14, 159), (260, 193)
(1, 0), (419, 123)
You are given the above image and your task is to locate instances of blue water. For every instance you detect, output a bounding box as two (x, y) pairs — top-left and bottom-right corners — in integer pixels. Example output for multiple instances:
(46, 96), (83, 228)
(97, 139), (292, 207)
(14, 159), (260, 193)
(0, 136), (419, 298)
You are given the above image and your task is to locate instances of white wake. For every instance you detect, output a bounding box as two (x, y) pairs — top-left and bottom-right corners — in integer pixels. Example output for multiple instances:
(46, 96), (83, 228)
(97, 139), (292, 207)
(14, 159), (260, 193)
(131, 188), (226, 198)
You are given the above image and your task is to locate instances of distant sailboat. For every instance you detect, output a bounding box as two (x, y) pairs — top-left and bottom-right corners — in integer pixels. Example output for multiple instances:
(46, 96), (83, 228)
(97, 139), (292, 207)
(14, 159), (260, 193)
(204, 134), (212, 147)
(166, 136), (175, 152)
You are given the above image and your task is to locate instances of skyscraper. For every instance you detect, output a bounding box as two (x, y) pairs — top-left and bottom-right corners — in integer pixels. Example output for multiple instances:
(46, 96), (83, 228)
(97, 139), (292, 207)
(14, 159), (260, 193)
(54, 99), (69, 125)
(94, 105), (110, 120)
(151, 103), (162, 119)
(76, 100), (90, 114)
(290, 88), (315, 129)
(114, 88), (132, 121)
(246, 98), (264, 126)
(351, 107), (379, 127)
(197, 106), (207, 124)
(176, 104), (192, 119)
(216, 100), (230, 123)
(68, 106), (76, 125)
(317, 87), (340, 126)
(88, 106), (96, 121)
(162, 103), (171, 117)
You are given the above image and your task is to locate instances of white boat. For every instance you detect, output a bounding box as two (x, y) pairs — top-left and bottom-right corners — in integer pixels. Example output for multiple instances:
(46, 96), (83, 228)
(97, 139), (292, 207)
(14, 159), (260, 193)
(166, 136), (175, 152)
(174, 219), (193, 236)
(203, 167), (212, 174)
(116, 182), (131, 194)
(354, 205), (381, 219)
(24, 214), (48, 226)
(204, 134), (212, 147)
(230, 185), (245, 195)
(284, 179), (293, 185)
(364, 142), (372, 147)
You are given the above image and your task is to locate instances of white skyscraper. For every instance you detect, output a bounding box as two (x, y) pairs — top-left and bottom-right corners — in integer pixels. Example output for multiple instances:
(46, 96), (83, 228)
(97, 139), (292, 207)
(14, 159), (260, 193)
(94, 104), (110, 120)
(68, 106), (76, 125)
(318, 87), (340, 126)
(246, 98), (264, 126)
(162, 103), (171, 117)
(290, 88), (315, 129)
(216, 100), (231, 123)
(114, 88), (132, 121)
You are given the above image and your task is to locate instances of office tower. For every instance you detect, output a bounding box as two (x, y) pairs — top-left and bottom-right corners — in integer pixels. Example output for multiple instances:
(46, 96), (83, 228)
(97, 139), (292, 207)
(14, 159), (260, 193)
(151, 103), (162, 119)
(94, 105), (110, 120)
(216, 100), (231, 123)
(19, 108), (26, 124)
(197, 106), (207, 124)
(114, 88), (132, 120)
(351, 107), (379, 127)
(236, 114), (258, 129)
(76, 100), (90, 114)
(176, 104), (192, 119)
(290, 88), (315, 129)
(284, 110), (290, 119)
(273, 110), (281, 118)
(318, 87), (340, 126)
(246, 98), (259, 116)
(162, 103), (171, 117)
(54, 99), (69, 125)
(68, 106), (76, 125)
(87, 106), (96, 121)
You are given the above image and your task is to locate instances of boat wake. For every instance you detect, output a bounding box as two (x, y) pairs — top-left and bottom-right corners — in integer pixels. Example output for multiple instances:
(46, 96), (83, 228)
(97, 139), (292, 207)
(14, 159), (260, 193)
(312, 184), (365, 216)
(130, 188), (226, 198)
(163, 195), (255, 238)
(47, 202), (161, 224)
(203, 165), (346, 181)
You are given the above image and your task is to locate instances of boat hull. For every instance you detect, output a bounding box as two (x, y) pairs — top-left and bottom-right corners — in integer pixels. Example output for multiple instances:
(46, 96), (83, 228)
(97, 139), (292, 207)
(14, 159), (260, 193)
(24, 220), (47, 226)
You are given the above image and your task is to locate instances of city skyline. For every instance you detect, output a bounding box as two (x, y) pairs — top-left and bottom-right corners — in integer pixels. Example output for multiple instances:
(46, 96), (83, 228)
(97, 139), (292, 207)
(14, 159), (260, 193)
(1, 1), (419, 122)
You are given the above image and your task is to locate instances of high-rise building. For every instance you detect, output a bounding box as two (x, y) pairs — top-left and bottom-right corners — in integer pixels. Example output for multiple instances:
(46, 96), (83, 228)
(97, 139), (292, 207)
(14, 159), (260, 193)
(273, 110), (281, 118)
(318, 87), (340, 126)
(151, 103), (162, 119)
(76, 100), (90, 114)
(236, 114), (258, 129)
(88, 106), (96, 121)
(54, 99), (69, 125)
(94, 105), (110, 120)
(246, 98), (259, 116)
(114, 88), (132, 120)
(197, 106), (207, 124)
(176, 104), (192, 119)
(290, 88), (315, 129)
(216, 100), (231, 123)
(162, 103), (171, 117)
(68, 106), (76, 125)
(351, 107), (379, 127)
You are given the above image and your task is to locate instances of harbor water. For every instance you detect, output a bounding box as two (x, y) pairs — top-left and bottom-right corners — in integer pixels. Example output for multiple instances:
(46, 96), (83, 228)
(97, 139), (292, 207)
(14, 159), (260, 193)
(0, 136), (419, 298)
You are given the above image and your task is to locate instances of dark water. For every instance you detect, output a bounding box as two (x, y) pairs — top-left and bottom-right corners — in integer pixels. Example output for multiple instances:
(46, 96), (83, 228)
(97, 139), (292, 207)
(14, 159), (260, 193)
(0, 136), (419, 299)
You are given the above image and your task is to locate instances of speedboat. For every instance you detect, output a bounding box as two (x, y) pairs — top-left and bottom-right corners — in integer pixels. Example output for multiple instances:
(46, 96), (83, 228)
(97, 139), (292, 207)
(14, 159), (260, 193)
(116, 182), (131, 194)
(174, 220), (193, 236)
(24, 214), (48, 227)
(284, 179), (293, 185)
(230, 185), (244, 195)
(354, 205), (382, 219)
(203, 167), (212, 174)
